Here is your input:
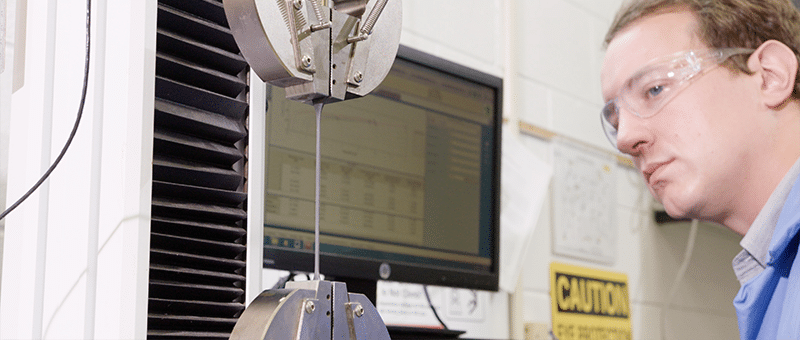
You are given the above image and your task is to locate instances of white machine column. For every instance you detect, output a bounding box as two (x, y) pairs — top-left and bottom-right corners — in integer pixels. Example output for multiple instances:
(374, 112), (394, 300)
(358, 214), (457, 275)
(0, 0), (156, 338)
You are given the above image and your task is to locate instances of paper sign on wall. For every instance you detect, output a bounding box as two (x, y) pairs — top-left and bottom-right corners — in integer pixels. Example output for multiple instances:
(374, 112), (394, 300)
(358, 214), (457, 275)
(550, 262), (632, 340)
(552, 139), (617, 264)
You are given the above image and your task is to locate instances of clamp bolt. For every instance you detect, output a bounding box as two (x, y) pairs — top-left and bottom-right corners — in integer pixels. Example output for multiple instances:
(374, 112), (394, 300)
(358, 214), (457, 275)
(305, 300), (316, 314)
(354, 304), (364, 317)
(293, 0), (303, 10)
(353, 71), (364, 83)
(301, 55), (313, 69)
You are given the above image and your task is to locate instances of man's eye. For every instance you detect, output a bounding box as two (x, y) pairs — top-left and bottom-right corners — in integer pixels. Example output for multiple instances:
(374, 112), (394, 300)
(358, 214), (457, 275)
(647, 85), (664, 97)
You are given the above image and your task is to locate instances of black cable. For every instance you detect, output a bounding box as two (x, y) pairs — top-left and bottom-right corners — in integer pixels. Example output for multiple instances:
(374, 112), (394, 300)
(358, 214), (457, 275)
(0, 0), (92, 221)
(423, 285), (449, 330)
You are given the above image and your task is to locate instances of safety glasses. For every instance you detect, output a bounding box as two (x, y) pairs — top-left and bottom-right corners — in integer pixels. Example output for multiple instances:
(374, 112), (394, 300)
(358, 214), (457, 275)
(601, 48), (754, 148)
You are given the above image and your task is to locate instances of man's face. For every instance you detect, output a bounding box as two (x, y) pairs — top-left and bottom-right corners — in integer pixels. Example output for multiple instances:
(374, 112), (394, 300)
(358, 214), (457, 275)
(600, 9), (763, 223)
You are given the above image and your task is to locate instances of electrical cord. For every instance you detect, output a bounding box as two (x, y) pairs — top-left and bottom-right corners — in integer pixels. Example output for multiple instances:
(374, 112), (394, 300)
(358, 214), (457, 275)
(423, 285), (449, 330)
(0, 0), (92, 221)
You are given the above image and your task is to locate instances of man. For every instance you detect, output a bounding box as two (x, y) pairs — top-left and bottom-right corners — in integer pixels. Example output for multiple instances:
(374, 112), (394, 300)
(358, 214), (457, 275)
(600, 0), (800, 338)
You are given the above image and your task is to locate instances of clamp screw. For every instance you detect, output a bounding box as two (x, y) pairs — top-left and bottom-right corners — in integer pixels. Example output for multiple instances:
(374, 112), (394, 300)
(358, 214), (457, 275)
(305, 300), (316, 314)
(354, 304), (364, 317)
(353, 71), (363, 83)
(293, 0), (303, 10)
(301, 55), (313, 69)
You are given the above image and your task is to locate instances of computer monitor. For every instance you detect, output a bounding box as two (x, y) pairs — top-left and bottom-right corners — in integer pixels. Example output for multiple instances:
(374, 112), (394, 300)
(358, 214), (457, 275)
(262, 45), (502, 299)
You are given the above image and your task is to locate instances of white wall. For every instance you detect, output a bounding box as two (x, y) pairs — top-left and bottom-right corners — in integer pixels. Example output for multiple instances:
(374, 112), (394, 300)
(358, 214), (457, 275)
(399, 1), (742, 339)
(0, 0), (11, 293)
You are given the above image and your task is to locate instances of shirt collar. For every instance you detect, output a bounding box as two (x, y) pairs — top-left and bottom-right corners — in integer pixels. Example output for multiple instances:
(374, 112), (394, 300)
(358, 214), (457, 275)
(739, 156), (800, 267)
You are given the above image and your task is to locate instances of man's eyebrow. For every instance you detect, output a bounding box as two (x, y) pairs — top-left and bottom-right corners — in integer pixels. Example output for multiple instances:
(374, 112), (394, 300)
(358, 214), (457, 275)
(604, 62), (657, 100)
(627, 65), (659, 86)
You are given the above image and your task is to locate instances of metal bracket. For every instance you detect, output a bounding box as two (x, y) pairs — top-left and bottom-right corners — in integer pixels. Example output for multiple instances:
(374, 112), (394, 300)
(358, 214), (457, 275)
(229, 280), (391, 340)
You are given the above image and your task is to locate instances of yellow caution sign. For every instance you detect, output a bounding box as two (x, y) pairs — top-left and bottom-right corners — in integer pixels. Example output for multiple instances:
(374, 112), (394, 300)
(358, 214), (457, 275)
(550, 262), (632, 340)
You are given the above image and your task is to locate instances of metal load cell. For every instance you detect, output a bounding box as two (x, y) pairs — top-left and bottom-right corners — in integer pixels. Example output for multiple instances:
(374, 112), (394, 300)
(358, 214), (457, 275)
(229, 280), (391, 340)
(223, 0), (402, 104)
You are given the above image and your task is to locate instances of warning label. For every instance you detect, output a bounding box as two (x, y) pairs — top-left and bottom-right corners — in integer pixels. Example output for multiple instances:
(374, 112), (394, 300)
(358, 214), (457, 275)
(550, 262), (632, 340)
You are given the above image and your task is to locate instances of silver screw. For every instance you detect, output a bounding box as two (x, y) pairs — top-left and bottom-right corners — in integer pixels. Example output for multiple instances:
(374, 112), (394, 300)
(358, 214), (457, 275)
(354, 304), (364, 317)
(301, 55), (313, 69)
(353, 71), (363, 83)
(305, 300), (316, 314)
(293, 0), (303, 10)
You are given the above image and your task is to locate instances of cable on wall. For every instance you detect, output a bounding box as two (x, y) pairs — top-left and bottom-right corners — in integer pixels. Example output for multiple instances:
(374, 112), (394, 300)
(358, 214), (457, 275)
(0, 0), (92, 221)
(661, 218), (699, 340)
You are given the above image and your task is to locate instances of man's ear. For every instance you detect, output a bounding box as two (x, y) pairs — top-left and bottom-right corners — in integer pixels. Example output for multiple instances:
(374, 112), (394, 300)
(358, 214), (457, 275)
(747, 40), (799, 108)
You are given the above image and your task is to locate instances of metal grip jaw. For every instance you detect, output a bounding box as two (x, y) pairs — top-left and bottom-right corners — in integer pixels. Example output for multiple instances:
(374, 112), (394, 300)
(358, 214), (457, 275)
(229, 280), (391, 340)
(223, 0), (402, 104)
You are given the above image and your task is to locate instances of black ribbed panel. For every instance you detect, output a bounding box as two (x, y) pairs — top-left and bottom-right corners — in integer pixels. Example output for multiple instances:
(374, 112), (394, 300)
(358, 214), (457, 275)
(150, 0), (249, 339)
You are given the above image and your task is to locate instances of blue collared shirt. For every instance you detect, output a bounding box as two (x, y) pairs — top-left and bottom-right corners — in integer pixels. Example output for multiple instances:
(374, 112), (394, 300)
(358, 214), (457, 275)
(734, 159), (800, 284)
(733, 158), (800, 340)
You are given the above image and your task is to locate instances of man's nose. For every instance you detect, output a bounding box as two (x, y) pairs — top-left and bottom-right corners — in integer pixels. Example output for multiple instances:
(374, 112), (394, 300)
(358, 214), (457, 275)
(615, 107), (649, 155)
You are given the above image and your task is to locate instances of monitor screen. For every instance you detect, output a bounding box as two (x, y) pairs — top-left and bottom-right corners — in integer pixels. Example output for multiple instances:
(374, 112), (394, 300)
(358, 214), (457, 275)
(262, 45), (501, 293)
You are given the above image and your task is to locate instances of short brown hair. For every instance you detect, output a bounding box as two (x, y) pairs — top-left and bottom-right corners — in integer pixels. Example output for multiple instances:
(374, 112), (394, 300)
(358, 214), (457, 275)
(605, 0), (800, 99)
